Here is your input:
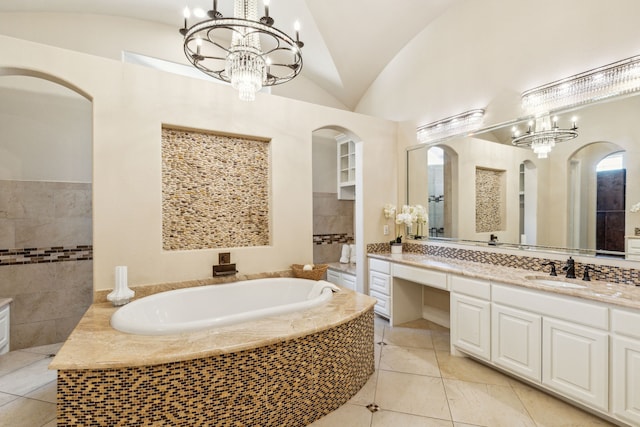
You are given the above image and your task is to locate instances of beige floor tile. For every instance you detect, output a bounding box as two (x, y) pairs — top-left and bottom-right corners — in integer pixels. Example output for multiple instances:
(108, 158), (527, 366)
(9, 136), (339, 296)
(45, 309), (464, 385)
(0, 351), (47, 377)
(24, 380), (56, 404)
(376, 370), (451, 420)
(372, 410), (454, 426)
(511, 381), (616, 426)
(444, 378), (536, 427)
(436, 350), (511, 386)
(375, 342), (382, 369)
(41, 420), (57, 427)
(348, 370), (378, 406)
(308, 403), (372, 427)
(0, 397), (56, 427)
(431, 331), (451, 352)
(0, 358), (57, 396)
(22, 342), (63, 356)
(379, 345), (440, 377)
(0, 391), (19, 407)
(453, 423), (482, 427)
(383, 326), (434, 349)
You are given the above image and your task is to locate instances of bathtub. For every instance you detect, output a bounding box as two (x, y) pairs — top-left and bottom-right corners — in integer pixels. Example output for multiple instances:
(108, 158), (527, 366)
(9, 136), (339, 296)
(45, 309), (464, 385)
(110, 277), (339, 335)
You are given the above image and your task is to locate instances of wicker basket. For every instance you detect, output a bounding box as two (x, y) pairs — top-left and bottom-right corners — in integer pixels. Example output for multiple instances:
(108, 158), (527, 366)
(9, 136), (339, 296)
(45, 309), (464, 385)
(291, 264), (329, 281)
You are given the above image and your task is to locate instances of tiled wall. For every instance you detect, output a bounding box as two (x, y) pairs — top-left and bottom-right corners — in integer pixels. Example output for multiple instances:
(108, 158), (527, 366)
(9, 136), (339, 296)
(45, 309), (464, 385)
(0, 180), (93, 350)
(313, 192), (354, 264)
(476, 168), (505, 232)
(161, 127), (270, 250)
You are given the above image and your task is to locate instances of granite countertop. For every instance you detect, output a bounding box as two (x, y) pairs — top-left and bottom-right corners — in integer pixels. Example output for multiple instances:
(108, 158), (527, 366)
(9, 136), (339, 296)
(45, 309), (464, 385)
(327, 262), (357, 275)
(369, 253), (640, 310)
(50, 285), (376, 371)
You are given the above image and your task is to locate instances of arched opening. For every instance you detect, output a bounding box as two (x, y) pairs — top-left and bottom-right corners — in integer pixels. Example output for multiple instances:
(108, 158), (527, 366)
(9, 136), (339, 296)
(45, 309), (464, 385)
(0, 72), (93, 350)
(311, 126), (363, 292)
(568, 142), (625, 254)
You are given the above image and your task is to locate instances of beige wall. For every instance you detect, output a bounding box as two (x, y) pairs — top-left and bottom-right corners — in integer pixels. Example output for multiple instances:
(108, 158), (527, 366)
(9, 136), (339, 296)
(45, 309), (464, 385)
(0, 35), (397, 292)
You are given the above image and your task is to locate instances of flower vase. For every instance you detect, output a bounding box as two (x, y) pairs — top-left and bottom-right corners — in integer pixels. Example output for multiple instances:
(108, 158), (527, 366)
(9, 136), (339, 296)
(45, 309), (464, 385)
(391, 243), (403, 254)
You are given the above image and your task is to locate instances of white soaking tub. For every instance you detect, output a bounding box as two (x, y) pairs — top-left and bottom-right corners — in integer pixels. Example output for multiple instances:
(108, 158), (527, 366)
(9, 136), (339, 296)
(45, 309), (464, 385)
(110, 277), (339, 335)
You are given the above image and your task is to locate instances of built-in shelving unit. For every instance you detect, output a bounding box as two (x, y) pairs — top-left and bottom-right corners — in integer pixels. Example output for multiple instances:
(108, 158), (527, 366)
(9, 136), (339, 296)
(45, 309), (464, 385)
(336, 133), (355, 200)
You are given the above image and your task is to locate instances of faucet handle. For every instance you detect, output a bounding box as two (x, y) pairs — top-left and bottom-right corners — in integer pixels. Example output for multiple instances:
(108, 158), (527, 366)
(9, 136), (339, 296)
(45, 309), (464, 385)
(541, 260), (557, 276)
(582, 265), (601, 282)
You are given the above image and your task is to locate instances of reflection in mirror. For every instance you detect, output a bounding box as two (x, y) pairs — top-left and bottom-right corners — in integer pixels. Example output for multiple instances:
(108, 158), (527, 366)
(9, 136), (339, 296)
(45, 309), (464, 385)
(407, 93), (640, 258)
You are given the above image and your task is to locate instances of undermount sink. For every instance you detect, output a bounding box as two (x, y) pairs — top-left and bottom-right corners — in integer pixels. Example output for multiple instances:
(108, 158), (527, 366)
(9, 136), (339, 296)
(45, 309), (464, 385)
(524, 276), (588, 289)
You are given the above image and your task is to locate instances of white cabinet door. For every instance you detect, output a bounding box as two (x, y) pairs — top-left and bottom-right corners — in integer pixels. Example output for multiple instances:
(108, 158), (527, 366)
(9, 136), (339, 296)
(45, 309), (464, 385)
(492, 304), (542, 382)
(612, 335), (640, 425)
(326, 269), (341, 286)
(451, 293), (491, 361)
(543, 317), (608, 411)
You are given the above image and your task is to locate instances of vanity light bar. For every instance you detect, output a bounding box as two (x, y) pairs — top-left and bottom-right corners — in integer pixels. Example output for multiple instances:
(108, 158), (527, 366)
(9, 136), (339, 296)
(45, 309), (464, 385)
(521, 55), (640, 115)
(416, 109), (485, 143)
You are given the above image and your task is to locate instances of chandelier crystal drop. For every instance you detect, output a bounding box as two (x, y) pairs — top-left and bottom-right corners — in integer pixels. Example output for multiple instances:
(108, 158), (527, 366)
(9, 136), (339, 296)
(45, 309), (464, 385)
(179, 0), (303, 101)
(511, 115), (578, 159)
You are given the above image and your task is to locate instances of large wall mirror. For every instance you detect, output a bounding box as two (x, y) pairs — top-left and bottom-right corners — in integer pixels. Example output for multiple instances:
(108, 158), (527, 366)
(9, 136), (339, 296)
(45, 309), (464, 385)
(407, 93), (640, 258)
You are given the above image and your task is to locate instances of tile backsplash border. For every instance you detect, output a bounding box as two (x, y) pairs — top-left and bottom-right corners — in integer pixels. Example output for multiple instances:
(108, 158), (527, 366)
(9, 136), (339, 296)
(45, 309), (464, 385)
(367, 242), (640, 286)
(0, 245), (93, 266)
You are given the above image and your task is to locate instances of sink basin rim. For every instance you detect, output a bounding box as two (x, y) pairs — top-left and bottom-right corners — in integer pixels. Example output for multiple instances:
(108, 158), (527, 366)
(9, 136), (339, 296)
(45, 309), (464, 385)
(524, 276), (588, 289)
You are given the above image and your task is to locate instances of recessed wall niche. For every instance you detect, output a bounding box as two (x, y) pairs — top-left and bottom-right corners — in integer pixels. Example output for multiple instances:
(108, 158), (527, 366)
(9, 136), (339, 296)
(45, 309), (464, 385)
(162, 127), (270, 250)
(475, 167), (506, 233)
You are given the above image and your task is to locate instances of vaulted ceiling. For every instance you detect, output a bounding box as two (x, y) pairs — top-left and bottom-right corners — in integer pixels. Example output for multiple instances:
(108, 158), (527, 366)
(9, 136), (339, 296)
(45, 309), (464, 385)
(0, 0), (461, 110)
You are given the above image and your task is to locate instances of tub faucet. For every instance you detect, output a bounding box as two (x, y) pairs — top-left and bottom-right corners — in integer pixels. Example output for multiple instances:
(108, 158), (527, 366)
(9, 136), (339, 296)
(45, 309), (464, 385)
(562, 257), (576, 279)
(541, 261), (557, 276)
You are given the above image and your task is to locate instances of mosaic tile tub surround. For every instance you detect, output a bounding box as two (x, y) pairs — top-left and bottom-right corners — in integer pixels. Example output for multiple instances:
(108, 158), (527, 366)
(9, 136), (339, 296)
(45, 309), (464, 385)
(367, 242), (640, 285)
(56, 310), (375, 426)
(161, 127), (270, 251)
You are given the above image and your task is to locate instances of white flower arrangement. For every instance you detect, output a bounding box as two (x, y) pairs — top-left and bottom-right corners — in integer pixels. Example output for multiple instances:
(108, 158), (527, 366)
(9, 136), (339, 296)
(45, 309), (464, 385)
(631, 202), (640, 213)
(383, 204), (396, 219)
(384, 203), (430, 243)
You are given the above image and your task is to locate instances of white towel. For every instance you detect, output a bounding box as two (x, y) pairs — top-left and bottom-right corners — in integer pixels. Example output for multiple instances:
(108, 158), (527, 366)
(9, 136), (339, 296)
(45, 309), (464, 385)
(339, 244), (350, 264)
(349, 244), (356, 264)
(307, 281), (341, 299)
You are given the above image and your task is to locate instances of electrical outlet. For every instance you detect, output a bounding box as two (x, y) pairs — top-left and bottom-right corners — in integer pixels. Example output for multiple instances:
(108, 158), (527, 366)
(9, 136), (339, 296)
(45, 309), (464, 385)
(383, 225), (389, 235)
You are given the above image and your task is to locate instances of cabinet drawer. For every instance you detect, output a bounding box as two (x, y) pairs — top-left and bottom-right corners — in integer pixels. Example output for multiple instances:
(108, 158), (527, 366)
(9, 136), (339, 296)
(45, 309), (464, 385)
(492, 284), (608, 330)
(326, 269), (341, 285)
(612, 308), (640, 340)
(627, 238), (640, 253)
(450, 275), (490, 300)
(369, 258), (390, 274)
(341, 273), (356, 291)
(370, 289), (390, 317)
(369, 271), (390, 295)
(392, 264), (447, 290)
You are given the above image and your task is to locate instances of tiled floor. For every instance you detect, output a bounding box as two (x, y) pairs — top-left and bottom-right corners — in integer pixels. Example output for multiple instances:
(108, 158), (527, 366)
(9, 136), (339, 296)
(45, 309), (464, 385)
(309, 316), (616, 427)
(0, 318), (616, 427)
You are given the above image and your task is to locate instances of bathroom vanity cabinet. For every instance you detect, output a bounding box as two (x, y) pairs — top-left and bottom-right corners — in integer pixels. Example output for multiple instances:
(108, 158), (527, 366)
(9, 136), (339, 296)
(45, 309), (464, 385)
(367, 253), (640, 426)
(326, 267), (356, 291)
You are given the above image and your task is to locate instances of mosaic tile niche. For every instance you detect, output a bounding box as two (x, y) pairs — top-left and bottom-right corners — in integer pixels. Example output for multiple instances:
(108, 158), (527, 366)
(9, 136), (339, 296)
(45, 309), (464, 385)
(475, 167), (505, 233)
(162, 127), (270, 250)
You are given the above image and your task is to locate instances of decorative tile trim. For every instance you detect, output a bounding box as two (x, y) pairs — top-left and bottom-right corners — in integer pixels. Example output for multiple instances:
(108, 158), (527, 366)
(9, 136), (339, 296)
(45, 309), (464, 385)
(57, 309), (374, 426)
(366, 242), (640, 286)
(313, 233), (354, 245)
(0, 245), (93, 266)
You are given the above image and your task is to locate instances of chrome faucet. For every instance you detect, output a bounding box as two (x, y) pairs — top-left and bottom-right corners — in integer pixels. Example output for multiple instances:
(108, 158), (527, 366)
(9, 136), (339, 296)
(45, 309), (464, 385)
(562, 257), (576, 279)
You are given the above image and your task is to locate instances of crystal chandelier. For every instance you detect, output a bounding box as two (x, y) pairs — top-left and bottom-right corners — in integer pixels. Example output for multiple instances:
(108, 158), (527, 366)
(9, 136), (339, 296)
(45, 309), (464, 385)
(511, 115), (578, 159)
(416, 109), (485, 143)
(179, 0), (304, 101)
(521, 55), (640, 115)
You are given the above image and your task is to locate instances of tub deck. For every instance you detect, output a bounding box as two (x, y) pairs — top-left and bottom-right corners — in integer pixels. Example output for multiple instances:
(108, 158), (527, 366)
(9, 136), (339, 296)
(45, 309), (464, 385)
(51, 283), (375, 370)
(51, 279), (377, 426)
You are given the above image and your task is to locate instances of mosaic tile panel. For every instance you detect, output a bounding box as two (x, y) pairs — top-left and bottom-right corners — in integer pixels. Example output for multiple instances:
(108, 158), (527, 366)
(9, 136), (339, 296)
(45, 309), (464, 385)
(162, 127), (270, 251)
(0, 245), (92, 266)
(475, 168), (505, 233)
(57, 309), (374, 426)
